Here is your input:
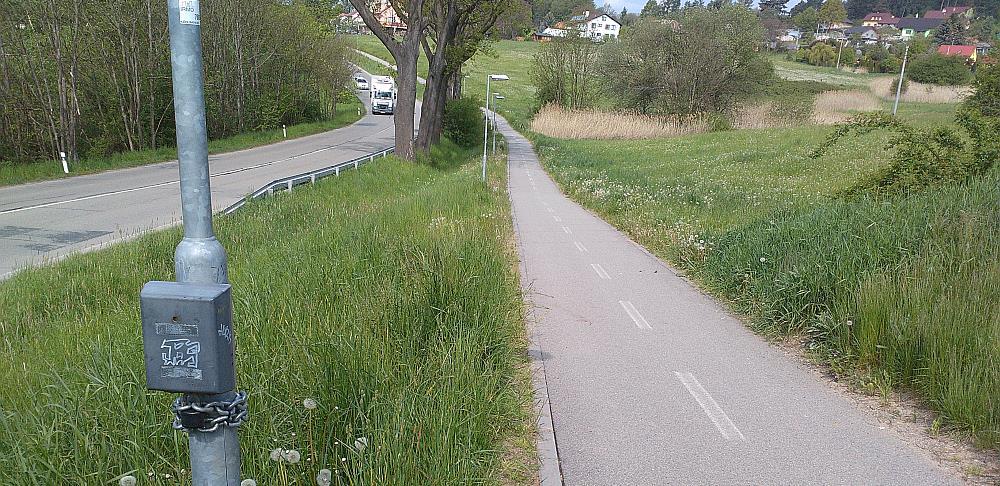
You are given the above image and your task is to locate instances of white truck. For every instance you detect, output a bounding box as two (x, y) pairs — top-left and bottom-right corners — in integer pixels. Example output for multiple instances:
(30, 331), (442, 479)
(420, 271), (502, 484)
(369, 76), (397, 115)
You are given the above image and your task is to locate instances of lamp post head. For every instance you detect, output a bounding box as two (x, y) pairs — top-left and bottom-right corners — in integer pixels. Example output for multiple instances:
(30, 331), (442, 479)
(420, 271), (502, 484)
(489, 74), (510, 81)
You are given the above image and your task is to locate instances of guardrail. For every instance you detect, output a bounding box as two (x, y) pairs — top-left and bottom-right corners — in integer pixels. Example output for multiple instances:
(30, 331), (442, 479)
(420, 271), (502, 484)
(221, 147), (395, 215)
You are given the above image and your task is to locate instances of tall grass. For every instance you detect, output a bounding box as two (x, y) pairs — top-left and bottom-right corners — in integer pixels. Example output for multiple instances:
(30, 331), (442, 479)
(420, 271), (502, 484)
(0, 145), (534, 484)
(535, 126), (1000, 451)
(0, 97), (364, 188)
(810, 90), (882, 124)
(869, 77), (970, 103)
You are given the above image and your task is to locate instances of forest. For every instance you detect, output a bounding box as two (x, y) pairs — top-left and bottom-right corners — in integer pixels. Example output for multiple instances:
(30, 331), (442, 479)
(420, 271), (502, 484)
(0, 0), (352, 167)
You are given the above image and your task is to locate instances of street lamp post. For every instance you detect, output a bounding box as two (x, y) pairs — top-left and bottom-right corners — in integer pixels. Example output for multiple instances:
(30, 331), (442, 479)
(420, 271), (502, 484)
(492, 94), (505, 155)
(482, 74), (509, 183)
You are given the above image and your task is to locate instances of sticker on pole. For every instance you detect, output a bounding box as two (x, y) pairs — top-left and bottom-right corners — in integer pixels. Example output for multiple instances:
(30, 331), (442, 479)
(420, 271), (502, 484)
(179, 0), (200, 25)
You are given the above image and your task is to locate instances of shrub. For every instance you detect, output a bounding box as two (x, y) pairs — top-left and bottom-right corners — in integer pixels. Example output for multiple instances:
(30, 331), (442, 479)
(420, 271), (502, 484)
(442, 97), (485, 149)
(813, 112), (993, 195)
(888, 75), (909, 96)
(906, 53), (972, 85)
(964, 62), (1000, 117)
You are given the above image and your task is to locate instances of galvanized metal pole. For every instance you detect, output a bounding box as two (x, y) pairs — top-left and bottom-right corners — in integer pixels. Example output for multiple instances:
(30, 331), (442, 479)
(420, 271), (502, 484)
(893, 44), (909, 116)
(481, 75), (491, 183)
(167, 1), (241, 484)
(492, 97), (498, 155)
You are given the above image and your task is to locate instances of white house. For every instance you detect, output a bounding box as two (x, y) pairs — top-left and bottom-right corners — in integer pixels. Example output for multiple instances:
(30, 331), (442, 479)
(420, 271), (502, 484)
(568, 10), (621, 41)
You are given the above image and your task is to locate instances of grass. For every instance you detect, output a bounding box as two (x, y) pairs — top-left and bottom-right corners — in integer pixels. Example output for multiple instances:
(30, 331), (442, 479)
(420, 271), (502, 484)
(0, 97), (364, 188)
(534, 126), (1000, 451)
(0, 141), (536, 484)
(770, 53), (886, 87)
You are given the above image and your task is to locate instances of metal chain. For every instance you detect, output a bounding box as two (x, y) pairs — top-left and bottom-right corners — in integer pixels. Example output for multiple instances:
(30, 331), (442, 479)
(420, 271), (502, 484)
(171, 391), (248, 433)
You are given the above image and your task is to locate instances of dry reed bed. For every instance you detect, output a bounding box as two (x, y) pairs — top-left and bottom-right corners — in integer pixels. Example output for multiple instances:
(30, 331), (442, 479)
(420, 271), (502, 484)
(811, 90), (883, 124)
(532, 98), (877, 140)
(869, 77), (969, 103)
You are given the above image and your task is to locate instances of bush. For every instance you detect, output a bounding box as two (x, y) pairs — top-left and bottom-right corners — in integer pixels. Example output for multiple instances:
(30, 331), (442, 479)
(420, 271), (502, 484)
(888, 75), (909, 96)
(813, 112), (993, 195)
(906, 53), (972, 85)
(442, 97), (485, 149)
(964, 62), (1000, 117)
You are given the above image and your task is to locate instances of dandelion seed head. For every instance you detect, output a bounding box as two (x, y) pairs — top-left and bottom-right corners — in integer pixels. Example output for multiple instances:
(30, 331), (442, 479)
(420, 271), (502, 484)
(316, 468), (333, 486)
(283, 449), (301, 464)
(354, 436), (368, 451)
(241, 480), (258, 486)
(269, 448), (283, 462)
(119, 476), (137, 486)
(303, 398), (318, 410)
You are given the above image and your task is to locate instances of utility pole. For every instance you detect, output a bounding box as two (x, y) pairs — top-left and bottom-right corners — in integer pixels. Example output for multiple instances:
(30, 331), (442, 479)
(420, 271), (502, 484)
(139, 2), (246, 485)
(893, 44), (910, 116)
(836, 39), (845, 70)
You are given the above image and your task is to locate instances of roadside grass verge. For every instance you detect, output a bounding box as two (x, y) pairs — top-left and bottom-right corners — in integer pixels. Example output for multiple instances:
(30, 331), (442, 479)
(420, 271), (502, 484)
(0, 143), (535, 484)
(535, 126), (1000, 451)
(0, 96), (363, 188)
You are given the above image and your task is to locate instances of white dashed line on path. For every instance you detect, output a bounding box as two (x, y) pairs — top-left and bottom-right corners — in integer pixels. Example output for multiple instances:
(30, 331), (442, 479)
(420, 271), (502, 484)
(674, 371), (746, 442)
(619, 300), (652, 329)
(562, 226), (572, 234)
(574, 241), (588, 253)
(590, 263), (611, 280)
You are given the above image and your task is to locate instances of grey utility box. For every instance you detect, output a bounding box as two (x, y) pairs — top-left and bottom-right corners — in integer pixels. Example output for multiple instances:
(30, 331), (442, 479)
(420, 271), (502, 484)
(140, 281), (236, 394)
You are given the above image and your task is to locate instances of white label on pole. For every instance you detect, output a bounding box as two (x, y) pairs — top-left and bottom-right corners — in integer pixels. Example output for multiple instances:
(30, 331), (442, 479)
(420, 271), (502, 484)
(179, 0), (200, 25)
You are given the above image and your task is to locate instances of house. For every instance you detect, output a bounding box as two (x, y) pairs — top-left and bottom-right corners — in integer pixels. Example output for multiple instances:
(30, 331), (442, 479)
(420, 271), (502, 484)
(861, 12), (899, 27)
(567, 10), (621, 41)
(845, 26), (879, 44)
(373, 1), (406, 34)
(975, 42), (993, 56)
(532, 27), (568, 42)
(937, 44), (978, 62)
(897, 17), (943, 39)
(336, 11), (366, 34)
(924, 6), (973, 19)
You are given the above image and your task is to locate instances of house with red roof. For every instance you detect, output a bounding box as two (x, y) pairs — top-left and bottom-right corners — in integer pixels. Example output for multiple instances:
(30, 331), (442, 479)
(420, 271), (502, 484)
(924, 6), (974, 19)
(937, 44), (978, 62)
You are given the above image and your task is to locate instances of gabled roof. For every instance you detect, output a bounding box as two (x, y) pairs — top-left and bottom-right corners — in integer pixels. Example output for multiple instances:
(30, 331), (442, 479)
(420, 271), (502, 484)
(863, 12), (899, 24)
(569, 10), (621, 25)
(897, 17), (944, 31)
(845, 26), (877, 35)
(924, 6), (971, 19)
(937, 44), (977, 57)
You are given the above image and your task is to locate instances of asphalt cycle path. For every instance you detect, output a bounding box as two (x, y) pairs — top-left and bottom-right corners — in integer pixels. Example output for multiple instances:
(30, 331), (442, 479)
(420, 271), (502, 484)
(0, 78), (412, 279)
(498, 114), (959, 485)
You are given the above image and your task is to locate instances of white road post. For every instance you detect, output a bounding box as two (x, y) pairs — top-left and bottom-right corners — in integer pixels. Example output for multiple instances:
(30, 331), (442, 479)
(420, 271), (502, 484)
(60, 152), (68, 174)
(492, 94), (505, 156)
(282, 125), (287, 138)
(893, 44), (910, 116)
(482, 74), (508, 183)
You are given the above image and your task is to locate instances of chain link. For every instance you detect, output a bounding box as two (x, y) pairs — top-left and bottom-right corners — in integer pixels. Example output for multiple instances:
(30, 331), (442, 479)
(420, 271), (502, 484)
(171, 390), (248, 433)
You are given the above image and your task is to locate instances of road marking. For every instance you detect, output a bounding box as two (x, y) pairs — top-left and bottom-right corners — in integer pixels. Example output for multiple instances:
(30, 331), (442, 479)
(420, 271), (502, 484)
(619, 300), (652, 329)
(546, 208), (554, 213)
(674, 371), (746, 442)
(553, 215), (562, 222)
(561, 226), (572, 234)
(590, 263), (611, 280)
(573, 241), (588, 253)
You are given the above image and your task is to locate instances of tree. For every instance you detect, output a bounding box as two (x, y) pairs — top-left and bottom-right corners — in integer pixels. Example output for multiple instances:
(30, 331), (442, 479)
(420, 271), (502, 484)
(789, 0), (822, 16)
(532, 32), (601, 109)
(759, 0), (790, 15)
(934, 13), (966, 45)
(640, 0), (664, 17)
(817, 0), (847, 28)
(349, 0), (430, 160)
(599, 7), (773, 115)
(415, 0), (522, 151)
(792, 6), (819, 32)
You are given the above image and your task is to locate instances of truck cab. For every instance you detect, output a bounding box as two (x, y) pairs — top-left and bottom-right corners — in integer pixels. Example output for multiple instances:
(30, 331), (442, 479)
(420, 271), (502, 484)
(369, 76), (397, 115)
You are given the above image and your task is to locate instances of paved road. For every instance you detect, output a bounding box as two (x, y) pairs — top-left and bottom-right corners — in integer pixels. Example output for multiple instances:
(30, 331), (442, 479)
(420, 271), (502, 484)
(499, 116), (960, 485)
(0, 77), (405, 278)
